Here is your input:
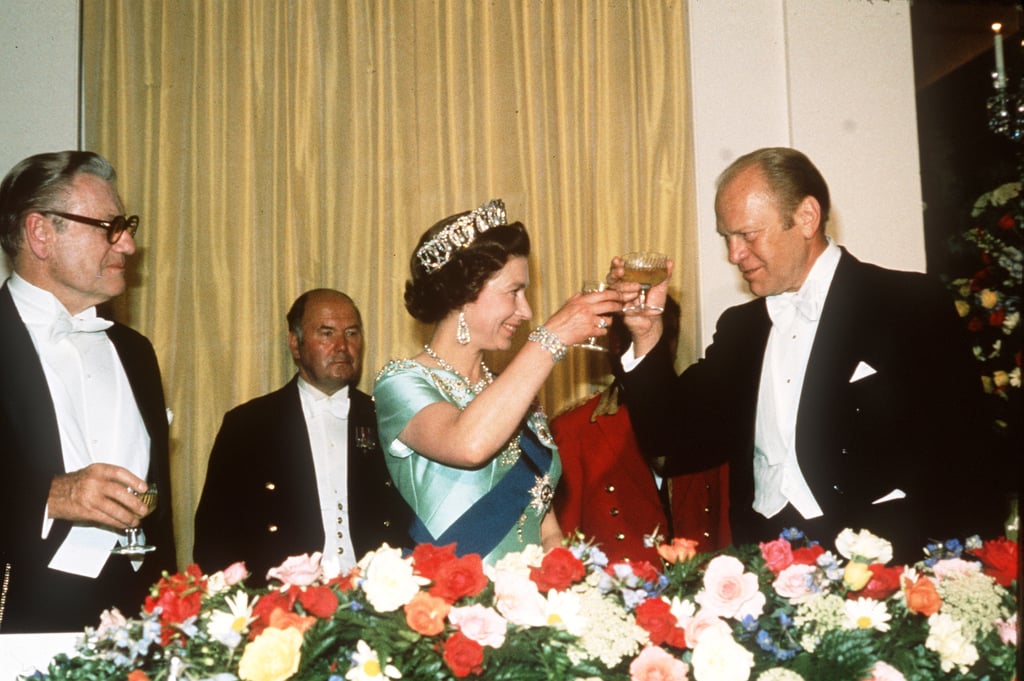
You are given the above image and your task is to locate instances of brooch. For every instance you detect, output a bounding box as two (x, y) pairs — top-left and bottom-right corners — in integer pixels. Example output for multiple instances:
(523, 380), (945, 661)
(528, 473), (554, 514)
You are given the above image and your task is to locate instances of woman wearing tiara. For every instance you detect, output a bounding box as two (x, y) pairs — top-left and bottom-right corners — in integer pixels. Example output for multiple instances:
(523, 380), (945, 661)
(374, 200), (622, 563)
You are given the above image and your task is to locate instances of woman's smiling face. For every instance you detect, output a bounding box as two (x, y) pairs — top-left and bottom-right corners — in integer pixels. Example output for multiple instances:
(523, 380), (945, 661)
(463, 255), (532, 351)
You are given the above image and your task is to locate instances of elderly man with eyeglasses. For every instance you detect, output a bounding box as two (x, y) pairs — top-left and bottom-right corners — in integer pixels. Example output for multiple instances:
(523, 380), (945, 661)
(0, 151), (176, 632)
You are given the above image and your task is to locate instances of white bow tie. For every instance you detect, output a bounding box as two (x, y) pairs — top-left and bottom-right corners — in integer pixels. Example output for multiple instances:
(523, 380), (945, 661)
(767, 286), (822, 325)
(314, 393), (350, 419)
(50, 314), (114, 343)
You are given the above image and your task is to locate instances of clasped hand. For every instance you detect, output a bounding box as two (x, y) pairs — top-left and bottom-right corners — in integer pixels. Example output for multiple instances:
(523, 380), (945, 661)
(607, 255), (675, 353)
(48, 463), (154, 531)
(542, 287), (623, 346)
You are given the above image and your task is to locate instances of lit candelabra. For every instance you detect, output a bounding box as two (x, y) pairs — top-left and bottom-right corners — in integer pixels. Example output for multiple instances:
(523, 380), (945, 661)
(986, 23), (1023, 146)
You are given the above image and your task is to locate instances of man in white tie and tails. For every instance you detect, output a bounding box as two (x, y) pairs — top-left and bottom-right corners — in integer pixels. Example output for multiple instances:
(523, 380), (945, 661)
(0, 151), (176, 632)
(611, 147), (1008, 563)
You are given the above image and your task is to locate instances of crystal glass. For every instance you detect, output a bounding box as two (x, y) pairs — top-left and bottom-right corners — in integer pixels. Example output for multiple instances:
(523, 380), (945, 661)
(574, 279), (609, 351)
(112, 483), (158, 556)
(621, 251), (668, 313)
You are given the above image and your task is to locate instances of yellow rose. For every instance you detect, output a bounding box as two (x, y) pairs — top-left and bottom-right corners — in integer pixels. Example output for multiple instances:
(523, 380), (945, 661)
(980, 289), (999, 309)
(238, 627), (303, 681)
(843, 561), (873, 591)
(993, 370), (1010, 388)
(954, 300), (971, 318)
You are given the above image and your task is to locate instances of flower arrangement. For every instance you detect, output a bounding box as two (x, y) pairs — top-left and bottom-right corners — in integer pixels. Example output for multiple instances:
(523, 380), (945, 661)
(29, 529), (1017, 681)
(946, 180), (1023, 435)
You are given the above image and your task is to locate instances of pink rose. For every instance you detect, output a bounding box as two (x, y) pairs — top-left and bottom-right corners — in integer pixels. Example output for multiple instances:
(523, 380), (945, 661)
(996, 614), (1017, 646)
(772, 563), (817, 601)
(683, 610), (730, 647)
(222, 561), (249, 586)
(868, 660), (908, 681)
(448, 604), (507, 648)
(695, 555), (766, 620)
(759, 538), (794, 574)
(493, 572), (546, 627)
(629, 645), (690, 681)
(266, 553), (323, 587)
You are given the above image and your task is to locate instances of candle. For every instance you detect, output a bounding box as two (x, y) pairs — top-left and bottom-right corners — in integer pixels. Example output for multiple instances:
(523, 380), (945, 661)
(993, 23), (1006, 89)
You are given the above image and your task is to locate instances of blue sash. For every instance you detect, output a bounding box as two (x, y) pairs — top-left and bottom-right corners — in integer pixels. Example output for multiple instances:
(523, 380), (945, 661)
(408, 426), (553, 558)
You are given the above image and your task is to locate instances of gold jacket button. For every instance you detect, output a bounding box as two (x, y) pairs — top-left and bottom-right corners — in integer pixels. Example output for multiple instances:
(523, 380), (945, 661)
(615, 533), (625, 541)
(609, 508), (620, 516)
(605, 484), (615, 493)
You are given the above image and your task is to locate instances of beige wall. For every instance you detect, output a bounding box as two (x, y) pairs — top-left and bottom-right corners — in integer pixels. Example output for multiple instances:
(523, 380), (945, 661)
(687, 0), (924, 348)
(0, 0), (81, 278)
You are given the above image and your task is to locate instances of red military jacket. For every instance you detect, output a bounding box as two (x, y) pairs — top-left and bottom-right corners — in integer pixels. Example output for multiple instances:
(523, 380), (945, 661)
(552, 386), (730, 564)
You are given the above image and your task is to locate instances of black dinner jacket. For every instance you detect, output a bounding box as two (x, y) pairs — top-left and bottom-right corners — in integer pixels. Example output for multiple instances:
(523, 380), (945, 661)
(0, 283), (176, 633)
(193, 376), (412, 582)
(622, 249), (1006, 559)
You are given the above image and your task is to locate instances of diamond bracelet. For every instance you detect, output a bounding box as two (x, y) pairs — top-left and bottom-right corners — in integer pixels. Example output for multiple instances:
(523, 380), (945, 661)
(528, 326), (568, 362)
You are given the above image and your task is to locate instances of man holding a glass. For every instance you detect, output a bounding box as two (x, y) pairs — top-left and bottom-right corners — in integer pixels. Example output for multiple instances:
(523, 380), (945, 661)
(0, 151), (175, 632)
(610, 146), (1007, 563)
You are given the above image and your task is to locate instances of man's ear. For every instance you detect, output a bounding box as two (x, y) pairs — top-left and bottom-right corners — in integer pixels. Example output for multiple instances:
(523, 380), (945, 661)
(793, 195), (821, 239)
(288, 331), (301, 361)
(23, 212), (55, 259)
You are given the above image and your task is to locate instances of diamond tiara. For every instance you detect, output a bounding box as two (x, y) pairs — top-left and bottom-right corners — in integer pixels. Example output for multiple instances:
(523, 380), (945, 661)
(416, 199), (508, 273)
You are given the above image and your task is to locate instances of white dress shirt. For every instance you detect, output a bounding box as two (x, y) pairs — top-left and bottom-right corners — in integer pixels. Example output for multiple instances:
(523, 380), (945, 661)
(753, 239), (841, 520)
(7, 273), (150, 578)
(296, 378), (358, 571)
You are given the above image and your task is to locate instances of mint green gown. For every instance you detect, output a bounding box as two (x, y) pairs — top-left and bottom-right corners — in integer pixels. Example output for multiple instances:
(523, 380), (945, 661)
(374, 359), (561, 564)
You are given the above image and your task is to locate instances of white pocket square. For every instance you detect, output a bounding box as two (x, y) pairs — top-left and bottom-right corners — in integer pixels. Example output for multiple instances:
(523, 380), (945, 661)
(872, 488), (906, 504)
(850, 361), (877, 382)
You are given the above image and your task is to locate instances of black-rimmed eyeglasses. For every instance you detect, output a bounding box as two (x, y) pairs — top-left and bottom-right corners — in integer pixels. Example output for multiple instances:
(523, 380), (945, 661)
(45, 211), (139, 244)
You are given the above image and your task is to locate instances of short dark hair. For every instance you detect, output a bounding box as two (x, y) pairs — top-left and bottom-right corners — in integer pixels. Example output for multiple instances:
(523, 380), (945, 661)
(404, 212), (531, 324)
(716, 147), (831, 230)
(0, 151), (118, 258)
(287, 288), (360, 342)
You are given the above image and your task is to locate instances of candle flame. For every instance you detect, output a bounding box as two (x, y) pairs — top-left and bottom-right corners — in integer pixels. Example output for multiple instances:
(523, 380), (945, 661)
(992, 22), (1002, 33)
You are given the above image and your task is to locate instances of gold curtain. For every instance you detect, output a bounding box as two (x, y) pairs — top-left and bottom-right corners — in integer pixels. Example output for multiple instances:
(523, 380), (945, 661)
(82, 0), (696, 568)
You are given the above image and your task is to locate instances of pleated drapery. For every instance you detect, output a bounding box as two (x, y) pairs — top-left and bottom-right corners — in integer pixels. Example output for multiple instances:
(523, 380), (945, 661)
(82, 0), (697, 567)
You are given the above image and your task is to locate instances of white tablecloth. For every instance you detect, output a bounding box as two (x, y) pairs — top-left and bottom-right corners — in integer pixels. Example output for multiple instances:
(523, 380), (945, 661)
(0, 633), (80, 678)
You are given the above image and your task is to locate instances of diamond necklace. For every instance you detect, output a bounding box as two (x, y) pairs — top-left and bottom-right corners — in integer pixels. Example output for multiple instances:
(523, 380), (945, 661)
(423, 344), (494, 394)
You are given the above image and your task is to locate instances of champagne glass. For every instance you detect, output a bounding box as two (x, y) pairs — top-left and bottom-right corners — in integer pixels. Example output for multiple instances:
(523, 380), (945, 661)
(621, 251), (668, 313)
(112, 483), (158, 556)
(574, 280), (609, 351)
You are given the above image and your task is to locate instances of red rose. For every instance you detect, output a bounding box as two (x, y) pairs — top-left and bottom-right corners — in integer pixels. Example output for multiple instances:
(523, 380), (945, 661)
(412, 543), (459, 581)
(854, 564), (903, 601)
(326, 568), (360, 592)
(634, 598), (685, 648)
(127, 670), (150, 681)
(791, 544), (825, 566)
(968, 316), (984, 332)
(430, 554), (488, 603)
(443, 631), (485, 677)
(997, 212), (1016, 230)
(989, 309), (1006, 327)
(142, 565), (207, 644)
(250, 589), (299, 638)
(529, 547), (586, 592)
(629, 561), (660, 584)
(969, 537), (1018, 587)
(298, 585), (339, 618)
(759, 538), (794, 574)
